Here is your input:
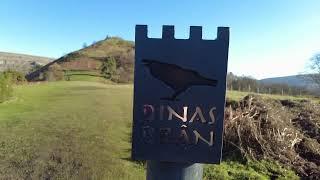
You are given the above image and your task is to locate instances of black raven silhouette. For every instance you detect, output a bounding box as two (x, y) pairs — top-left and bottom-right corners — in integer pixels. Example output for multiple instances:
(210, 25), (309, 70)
(142, 59), (218, 101)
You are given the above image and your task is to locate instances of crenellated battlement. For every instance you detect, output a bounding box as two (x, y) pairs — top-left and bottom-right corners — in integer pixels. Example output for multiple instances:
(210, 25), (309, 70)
(135, 25), (229, 41)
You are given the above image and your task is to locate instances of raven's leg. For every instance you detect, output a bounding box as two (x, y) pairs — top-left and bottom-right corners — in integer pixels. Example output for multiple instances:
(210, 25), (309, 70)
(161, 89), (186, 101)
(171, 89), (185, 101)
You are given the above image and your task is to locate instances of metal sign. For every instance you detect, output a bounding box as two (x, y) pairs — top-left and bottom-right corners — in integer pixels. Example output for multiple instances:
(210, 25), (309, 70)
(132, 25), (229, 163)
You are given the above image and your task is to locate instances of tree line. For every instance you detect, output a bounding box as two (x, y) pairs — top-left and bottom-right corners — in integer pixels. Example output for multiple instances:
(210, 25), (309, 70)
(227, 72), (311, 96)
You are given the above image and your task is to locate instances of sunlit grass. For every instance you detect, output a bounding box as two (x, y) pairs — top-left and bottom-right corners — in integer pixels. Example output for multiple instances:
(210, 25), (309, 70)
(0, 81), (144, 179)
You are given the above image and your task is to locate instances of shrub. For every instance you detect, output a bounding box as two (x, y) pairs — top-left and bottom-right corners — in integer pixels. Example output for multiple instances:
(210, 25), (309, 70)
(2, 70), (26, 84)
(0, 73), (13, 103)
(101, 57), (117, 80)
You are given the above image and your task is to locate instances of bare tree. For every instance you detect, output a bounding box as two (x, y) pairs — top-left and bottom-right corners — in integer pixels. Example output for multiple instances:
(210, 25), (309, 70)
(306, 54), (320, 88)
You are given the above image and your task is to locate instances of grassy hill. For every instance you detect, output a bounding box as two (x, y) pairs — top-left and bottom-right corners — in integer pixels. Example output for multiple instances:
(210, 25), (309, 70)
(3, 81), (320, 179)
(26, 37), (134, 83)
(0, 52), (53, 73)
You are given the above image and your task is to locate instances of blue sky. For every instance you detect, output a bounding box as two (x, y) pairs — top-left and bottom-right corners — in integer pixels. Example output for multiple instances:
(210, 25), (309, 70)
(0, 0), (320, 79)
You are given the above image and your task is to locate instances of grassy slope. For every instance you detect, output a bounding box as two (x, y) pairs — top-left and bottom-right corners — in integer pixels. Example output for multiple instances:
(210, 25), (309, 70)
(0, 82), (144, 179)
(0, 82), (299, 179)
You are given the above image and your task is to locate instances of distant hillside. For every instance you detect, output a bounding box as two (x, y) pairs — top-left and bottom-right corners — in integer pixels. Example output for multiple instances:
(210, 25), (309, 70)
(260, 75), (308, 87)
(26, 37), (134, 83)
(0, 52), (53, 73)
(260, 75), (319, 95)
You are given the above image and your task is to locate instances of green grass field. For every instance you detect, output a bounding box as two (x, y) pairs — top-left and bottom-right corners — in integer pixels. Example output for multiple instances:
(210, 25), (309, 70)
(0, 81), (144, 179)
(0, 81), (299, 179)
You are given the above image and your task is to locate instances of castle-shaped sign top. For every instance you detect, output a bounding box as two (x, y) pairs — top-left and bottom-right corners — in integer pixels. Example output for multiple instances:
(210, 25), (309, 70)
(135, 25), (229, 41)
(132, 24), (230, 163)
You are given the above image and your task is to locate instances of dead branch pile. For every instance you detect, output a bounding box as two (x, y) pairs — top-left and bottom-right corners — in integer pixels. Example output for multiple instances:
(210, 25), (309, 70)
(224, 95), (320, 178)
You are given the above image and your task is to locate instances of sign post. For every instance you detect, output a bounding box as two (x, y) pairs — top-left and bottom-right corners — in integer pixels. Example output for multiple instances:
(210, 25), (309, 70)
(147, 161), (203, 180)
(132, 25), (229, 179)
